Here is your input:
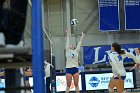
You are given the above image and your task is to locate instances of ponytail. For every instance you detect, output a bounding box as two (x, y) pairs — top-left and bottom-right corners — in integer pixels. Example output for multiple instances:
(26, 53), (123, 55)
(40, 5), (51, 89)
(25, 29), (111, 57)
(138, 48), (140, 53)
(112, 42), (125, 55)
(118, 50), (125, 55)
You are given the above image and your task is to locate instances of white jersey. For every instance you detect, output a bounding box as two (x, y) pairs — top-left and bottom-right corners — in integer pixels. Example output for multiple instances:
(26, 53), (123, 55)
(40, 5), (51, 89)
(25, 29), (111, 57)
(109, 52), (137, 77)
(136, 54), (140, 64)
(44, 62), (51, 78)
(65, 38), (82, 68)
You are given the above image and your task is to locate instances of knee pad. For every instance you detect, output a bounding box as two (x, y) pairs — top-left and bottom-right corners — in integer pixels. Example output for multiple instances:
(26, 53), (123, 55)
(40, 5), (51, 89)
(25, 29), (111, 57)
(75, 86), (79, 92)
(108, 86), (113, 93)
(66, 87), (70, 93)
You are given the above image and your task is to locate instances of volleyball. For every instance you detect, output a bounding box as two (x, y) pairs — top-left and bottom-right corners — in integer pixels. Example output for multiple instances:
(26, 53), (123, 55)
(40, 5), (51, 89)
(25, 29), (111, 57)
(71, 19), (78, 26)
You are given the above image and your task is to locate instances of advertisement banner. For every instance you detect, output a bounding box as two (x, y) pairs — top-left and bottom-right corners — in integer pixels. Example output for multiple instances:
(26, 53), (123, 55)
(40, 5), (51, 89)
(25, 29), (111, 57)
(29, 75), (82, 92)
(85, 72), (134, 90)
(56, 75), (82, 92)
(0, 79), (5, 93)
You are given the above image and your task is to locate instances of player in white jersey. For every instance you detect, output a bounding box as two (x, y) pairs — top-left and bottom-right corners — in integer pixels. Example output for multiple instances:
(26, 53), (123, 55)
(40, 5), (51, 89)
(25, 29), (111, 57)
(108, 42), (137, 93)
(65, 29), (85, 93)
(44, 60), (54, 93)
(130, 48), (140, 71)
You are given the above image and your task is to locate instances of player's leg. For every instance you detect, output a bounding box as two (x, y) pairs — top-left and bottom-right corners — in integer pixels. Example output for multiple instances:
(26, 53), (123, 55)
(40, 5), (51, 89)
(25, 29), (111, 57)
(73, 73), (79, 93)
(73, 67), (79, 93)
(66, 68), (73, 93)
(46, 77), (51, 93)
(66, 73), (72, 93)
(108, 76), (115, 93)
(115, 76), (126, 93)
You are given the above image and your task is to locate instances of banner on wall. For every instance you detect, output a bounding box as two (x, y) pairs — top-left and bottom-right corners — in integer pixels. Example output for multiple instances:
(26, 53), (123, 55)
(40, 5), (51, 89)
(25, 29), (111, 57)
(125, 0), (140, 30)
(98, 0), (120, 31)
(56, 75), (82, 92)
(83, 44), (140, 64)
(85, 72), (134, 90)
(29, 75), (82, 92)
(0, 79), (5, 88)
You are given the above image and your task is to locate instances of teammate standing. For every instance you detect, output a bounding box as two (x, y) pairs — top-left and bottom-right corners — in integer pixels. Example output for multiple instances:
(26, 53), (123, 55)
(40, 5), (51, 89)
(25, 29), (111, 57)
(130, 48), (140, 71)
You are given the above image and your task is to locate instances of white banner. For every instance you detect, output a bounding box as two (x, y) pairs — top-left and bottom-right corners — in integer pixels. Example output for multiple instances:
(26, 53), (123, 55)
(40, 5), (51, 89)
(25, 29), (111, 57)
(56, 75), (82, 92)
(85, 72), (134, 90)
(0, 79), (5, 93)
(29, 75), (82, 92)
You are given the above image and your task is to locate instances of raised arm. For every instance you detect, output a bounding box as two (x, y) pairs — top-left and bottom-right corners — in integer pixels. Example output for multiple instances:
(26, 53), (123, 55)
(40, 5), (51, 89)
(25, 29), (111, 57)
(44, 60), (54, 68)
(75, 32), (85, 52)
(66, 29), (71, 50)
(66, 29), (71, 39)
(124, 52), (138, 63)
(80, 32), (85, 41)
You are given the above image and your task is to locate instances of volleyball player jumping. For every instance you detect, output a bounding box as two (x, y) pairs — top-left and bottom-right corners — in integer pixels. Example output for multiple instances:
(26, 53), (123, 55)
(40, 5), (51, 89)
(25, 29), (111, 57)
(65, 29), (85, 93)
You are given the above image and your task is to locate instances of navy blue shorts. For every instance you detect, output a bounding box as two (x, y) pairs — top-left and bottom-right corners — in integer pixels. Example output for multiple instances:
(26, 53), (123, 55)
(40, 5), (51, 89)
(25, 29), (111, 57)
(114, 76), (126, 80)
(24, 76), (29, 81)
(66, 67), (79, 75)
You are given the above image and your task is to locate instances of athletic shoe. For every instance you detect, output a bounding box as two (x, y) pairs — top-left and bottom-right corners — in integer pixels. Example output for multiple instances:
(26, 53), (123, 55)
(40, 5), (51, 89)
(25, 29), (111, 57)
(6, 40), (24, 48)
